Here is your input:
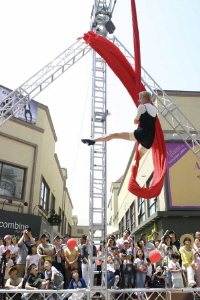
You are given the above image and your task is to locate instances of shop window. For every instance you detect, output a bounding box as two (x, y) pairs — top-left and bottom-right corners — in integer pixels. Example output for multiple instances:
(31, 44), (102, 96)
(147, 176), (158, 216)
(0, 162), (25, 199)
(51, 194), (55, 212)
(40, 178), (50, 211)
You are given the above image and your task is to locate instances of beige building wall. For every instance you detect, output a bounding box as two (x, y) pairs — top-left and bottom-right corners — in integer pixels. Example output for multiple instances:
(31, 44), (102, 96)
(108, 91), (200, 234)
(0, 97), (73, 237)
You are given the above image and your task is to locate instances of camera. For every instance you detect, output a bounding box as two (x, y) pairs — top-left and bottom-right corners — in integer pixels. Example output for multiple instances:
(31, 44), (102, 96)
(27, 227), (31, 232)
(157, 272), (161, 276)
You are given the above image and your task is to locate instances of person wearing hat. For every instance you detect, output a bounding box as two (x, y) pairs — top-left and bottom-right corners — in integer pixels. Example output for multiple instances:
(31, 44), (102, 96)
(179, 234), (196, 288)
(5, 266), (23, 300)
(5, 265), (22, 288)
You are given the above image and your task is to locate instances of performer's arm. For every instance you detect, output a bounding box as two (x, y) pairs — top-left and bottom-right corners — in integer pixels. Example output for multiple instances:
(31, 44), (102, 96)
(134, 105), (145, 124)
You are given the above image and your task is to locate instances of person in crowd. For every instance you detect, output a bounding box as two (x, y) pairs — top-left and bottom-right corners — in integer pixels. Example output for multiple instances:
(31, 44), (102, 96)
(179, 234), (196, 288)
(153, 239), (164, 267)
(0, 238), (4, 246)
(17, 229), (36, 278)
(106, 255), (119, 288)
(81, 236), (97, 287)
(107, 236), (116, 255)
(44, 260), (64, 289)
(94, 242), (103, 286)
(158, 235), (178, 257)
(37, 233), (54, 273)
(3, 249), (14, 286)
(64, 239), (79, 288)
(145, 257), (154, 288)
(67, 270), (87, 300)
(22, 264), (47, 300)
(25, 244), (41, 275)
(134, 249), (147, 288)
(168, 231), (181, 251)
(195, 232), (200, 242)
(168, 253), (184, 288)
(163, 246), (173, 288)
(120, 240), (134, 289)
(11, 235), (19, 263)
(61, 234), (71, 251)
(110, 246), (121, 288)
(34, 238), (39, 248)
(140, 234), (155, 257)
(0, 235), (14, 256)
(128, 235), (135, 249)
(44, 232), (51, 243)
(193, 238), (200, 286)
(151, 266), (168, 288)
(77, 235), (87, 279)
(116, 229), (130, 249)
(137, 239), (149, 259)
(5, 265), (23, 300)
(52, 236), (64, 273)
(150, 232), (160, 244)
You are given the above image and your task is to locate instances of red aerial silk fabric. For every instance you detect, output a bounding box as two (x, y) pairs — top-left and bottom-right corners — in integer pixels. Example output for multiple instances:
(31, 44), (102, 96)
(81, 2), (167, 198)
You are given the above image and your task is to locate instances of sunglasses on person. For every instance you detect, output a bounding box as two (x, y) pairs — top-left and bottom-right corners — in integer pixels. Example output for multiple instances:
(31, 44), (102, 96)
(184, 238), (191, 242)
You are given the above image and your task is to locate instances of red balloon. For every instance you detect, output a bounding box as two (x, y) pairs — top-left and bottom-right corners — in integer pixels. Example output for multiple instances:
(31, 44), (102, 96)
(67, 238), (76, 248)
(149, 250), (161, 263)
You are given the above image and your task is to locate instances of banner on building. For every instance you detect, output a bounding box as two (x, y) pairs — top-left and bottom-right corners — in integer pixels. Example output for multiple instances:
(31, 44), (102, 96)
(0, 211), (41, 239)
(166, 142), (200, 208)
(0, 85), (38, 124)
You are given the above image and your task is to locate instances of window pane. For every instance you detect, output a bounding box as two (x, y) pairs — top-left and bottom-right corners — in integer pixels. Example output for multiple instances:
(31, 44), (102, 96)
(0, 164), (25, 199)
(40, 179), (50, 211)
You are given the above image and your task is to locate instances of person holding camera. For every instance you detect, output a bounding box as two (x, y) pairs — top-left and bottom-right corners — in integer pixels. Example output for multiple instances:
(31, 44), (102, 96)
(151, 266), (168, 288)
(16, 229), (36, 278)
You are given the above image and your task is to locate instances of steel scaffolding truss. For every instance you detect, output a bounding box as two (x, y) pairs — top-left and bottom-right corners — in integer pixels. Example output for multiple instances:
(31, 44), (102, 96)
(111, 36), (200, 160)
(0, 39), (91, 126)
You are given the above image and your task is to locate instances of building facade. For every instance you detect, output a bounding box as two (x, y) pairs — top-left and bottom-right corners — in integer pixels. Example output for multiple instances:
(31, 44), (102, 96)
(108, 90), (200, 240)
(0, 85), (73, 240)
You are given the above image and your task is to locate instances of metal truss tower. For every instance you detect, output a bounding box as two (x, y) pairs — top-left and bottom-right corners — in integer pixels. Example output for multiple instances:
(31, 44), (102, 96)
(0, 1), (200, 299)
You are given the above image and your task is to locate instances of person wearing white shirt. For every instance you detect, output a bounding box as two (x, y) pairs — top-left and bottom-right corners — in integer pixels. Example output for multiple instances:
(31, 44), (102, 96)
(168, 253), (184, 288)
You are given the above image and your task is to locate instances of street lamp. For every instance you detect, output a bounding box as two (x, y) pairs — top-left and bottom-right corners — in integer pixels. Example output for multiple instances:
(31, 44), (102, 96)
(33, 204), (43, 215)
(1, 199), (12, 210)
(18, 202), (28, 212)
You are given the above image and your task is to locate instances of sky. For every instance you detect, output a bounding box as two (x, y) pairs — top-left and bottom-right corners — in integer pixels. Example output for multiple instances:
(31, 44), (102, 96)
(0, 1), (200, 225)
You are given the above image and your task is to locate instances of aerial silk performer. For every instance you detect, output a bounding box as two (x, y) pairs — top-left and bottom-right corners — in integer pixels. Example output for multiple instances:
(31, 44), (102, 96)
(81, 0), (167, 198)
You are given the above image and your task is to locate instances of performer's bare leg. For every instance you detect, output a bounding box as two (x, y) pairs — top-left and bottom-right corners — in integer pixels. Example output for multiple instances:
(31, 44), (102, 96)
(81, 132), (148, 167)
(81, 132), (131, 145)
(93, 132), (131, 142)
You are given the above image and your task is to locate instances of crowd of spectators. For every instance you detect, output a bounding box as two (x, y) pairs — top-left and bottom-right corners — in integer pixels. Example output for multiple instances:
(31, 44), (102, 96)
(0, 228), (200, 299)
